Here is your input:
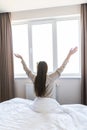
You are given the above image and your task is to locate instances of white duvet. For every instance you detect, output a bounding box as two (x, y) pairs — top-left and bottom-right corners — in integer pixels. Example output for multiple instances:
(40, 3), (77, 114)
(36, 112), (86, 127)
(0, 98), (87, 130)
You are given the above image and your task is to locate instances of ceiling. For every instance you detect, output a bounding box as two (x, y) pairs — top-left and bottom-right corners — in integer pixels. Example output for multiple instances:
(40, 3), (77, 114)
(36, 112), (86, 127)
(0, 0), (87, 12)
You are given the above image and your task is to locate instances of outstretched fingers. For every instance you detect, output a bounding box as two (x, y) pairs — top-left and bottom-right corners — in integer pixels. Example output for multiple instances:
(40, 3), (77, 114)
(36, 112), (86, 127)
(14, 53), (22, 59)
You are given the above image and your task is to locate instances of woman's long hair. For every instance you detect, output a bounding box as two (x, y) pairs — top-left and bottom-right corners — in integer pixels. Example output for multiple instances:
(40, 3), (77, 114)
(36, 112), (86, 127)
(34, 61), (48, 97)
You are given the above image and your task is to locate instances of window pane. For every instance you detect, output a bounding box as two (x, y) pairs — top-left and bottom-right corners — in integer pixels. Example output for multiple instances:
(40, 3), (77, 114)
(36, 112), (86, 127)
(12, 24), (29, 76)
(57, 19), (80, 75)
(32, 24), (53, 72)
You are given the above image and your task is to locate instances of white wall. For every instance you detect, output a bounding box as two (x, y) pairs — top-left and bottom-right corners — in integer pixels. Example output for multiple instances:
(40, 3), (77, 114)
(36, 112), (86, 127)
(11, 5), (80, 21)
(56, 78), (81, 104)
(14, 78), (81, 104)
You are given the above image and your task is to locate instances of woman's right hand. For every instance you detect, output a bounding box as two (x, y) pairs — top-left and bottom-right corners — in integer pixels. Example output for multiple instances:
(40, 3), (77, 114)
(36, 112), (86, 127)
(14, 54), (23, 60)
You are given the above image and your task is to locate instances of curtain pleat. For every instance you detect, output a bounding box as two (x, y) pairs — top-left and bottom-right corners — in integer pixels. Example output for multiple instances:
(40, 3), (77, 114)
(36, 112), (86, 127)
(0, 13), (14, 102)
(81, 4), (87, 105)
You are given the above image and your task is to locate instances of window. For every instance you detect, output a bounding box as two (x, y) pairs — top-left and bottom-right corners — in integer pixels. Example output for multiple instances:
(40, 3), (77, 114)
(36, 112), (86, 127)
(57, 19), (80, 76)
(32, 23), (53, 72)
(12, 24), (29, 77)
(12, 15), (81, 77)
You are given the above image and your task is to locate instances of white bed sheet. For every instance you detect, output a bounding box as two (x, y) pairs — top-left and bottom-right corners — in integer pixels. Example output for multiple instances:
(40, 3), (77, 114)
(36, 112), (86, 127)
(0, 98), (87, 130)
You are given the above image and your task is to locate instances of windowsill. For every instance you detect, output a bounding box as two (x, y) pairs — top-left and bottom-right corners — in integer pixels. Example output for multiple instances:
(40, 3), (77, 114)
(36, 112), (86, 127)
(60, 75), (81, 79)
(14, 75), (81, 79)
(14, 75), (28, 79)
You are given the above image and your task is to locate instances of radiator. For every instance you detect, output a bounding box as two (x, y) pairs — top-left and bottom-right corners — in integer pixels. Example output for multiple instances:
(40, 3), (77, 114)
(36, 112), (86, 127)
(26, 83), (36, 100)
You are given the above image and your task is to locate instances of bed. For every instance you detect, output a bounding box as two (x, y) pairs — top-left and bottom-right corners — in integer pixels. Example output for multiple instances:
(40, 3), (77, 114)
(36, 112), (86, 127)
(0, 97), (87, 130)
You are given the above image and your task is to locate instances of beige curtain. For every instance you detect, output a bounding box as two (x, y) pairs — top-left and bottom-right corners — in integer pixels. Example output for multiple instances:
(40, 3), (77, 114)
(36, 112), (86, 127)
(81, 4), (87, 105)
(0, 13), (14, 102)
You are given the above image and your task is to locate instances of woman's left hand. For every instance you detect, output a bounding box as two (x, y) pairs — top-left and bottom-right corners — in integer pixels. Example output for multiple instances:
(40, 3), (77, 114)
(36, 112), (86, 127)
(69, 47), (78, 56)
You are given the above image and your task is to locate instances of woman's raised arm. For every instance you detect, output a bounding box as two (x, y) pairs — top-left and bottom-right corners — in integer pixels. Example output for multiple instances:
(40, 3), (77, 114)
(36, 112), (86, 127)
(14, 54), (35, 82)
(49, 47), (78, 80)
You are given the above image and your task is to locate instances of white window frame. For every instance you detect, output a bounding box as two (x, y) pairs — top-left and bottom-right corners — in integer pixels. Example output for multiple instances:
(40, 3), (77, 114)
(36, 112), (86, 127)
(56, 15), (81, 78)
(12, 14), (81, 78)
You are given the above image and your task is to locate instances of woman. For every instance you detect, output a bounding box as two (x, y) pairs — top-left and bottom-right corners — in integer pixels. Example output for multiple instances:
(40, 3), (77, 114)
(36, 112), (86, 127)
(14, 47), (78, 99)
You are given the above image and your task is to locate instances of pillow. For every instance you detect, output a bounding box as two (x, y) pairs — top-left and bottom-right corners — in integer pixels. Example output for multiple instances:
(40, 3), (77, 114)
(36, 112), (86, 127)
(30, 97), (63, 113)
